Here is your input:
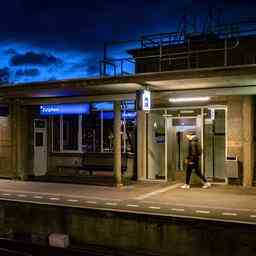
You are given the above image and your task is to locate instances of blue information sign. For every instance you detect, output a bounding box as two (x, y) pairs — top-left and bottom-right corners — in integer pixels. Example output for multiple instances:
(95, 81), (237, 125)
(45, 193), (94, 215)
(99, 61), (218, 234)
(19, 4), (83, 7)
(102, 111), (136, 120)
(92, 101), (135, 111)
(40, 103), (90, 115)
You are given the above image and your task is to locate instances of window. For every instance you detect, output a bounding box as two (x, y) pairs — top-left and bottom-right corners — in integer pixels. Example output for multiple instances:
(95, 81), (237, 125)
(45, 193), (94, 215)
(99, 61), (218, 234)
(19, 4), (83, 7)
(51, 101), (136, 154)
(122, 116), (136, 153)
(52, 116), (60, 152)
(52, 115), (81, 153)
(63, 115), (79, 151)
(102, 111), (114, 152)
(82, 112), (101, 152)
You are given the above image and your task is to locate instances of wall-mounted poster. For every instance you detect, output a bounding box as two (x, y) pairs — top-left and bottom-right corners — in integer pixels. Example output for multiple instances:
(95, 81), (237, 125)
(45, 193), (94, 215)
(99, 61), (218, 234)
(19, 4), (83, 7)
(154, 128), (165, 144)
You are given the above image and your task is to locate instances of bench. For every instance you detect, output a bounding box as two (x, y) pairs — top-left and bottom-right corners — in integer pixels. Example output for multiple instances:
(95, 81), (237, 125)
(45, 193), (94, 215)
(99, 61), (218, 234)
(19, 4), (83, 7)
(56, 153), (127, 176)
(57, 164), (127, 175)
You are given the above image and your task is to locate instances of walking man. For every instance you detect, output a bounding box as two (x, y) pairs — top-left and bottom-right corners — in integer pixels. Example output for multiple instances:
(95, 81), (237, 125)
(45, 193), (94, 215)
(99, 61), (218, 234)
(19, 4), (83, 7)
(181, 132), (211, 189)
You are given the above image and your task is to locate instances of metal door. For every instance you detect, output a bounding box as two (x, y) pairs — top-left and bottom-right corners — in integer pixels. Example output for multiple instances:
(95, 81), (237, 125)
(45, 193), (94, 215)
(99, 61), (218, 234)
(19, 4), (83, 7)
(33, 119), (47, 176)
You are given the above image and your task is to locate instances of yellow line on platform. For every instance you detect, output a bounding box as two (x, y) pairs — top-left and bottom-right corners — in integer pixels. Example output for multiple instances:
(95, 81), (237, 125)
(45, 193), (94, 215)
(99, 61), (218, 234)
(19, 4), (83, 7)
(135, 183), (182, 200)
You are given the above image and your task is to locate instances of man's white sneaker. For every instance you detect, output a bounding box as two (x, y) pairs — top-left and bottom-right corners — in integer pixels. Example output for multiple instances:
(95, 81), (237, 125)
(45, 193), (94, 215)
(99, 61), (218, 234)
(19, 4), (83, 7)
(181, 184), (190, 189)
(202, 182), (211, 189)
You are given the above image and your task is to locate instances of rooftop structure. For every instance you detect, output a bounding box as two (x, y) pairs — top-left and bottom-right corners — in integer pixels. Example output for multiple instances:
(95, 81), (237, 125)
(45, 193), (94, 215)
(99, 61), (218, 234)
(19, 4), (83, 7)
(100, 19), (256, 77)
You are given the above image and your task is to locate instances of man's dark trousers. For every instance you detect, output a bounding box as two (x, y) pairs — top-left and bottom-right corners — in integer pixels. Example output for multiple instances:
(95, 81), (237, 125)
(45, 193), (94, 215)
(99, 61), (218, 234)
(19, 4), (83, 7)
(186, 162), (207, 185)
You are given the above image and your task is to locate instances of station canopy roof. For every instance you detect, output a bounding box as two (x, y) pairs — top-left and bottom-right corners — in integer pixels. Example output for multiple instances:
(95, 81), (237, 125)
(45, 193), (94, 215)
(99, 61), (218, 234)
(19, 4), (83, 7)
(1, 64), (256, 104)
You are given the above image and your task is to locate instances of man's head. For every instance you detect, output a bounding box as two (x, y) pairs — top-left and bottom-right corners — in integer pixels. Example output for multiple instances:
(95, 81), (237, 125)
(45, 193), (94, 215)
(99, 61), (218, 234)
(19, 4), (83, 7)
(186, 132), (197, 141)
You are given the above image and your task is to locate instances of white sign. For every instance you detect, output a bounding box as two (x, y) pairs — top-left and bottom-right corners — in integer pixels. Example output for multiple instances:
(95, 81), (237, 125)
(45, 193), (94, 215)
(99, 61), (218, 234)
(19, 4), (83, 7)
(210, 108), (215, 120)
(142, 90), (151, 111)
(205, 118), (213, 124)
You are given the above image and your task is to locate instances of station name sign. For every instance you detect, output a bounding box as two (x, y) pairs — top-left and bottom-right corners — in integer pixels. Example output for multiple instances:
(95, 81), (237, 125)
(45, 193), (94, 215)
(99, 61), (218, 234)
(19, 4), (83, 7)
(40, 103), (90, 115)
(142, 90), (151, 111)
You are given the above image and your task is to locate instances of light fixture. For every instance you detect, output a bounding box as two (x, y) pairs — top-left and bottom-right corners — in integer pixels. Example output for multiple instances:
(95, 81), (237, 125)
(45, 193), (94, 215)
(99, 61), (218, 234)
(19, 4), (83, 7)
(162, 114), (173, 117)
(180, 110), (195, 114)
(169, 97), (210, 103)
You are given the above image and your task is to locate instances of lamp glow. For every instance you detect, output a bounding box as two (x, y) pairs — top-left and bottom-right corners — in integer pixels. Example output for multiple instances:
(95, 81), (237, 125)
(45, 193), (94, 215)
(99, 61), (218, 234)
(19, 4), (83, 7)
(169, 97), (210, 103)
(180, 110), (195, 114)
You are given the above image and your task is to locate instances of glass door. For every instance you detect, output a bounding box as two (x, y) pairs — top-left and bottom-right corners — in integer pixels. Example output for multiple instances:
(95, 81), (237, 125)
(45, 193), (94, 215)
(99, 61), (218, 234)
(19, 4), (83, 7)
(166, 108), (203, 182)
(147, 110), (166, 180)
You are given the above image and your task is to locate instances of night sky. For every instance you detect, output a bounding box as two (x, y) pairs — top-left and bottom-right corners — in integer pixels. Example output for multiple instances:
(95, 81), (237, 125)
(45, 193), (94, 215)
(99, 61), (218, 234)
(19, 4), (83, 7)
(0, 0), (255, 84)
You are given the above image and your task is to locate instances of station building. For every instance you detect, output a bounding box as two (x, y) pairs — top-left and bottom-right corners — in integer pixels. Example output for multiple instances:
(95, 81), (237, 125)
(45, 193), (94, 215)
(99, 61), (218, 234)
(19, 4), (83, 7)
(0, 30), (255, 187)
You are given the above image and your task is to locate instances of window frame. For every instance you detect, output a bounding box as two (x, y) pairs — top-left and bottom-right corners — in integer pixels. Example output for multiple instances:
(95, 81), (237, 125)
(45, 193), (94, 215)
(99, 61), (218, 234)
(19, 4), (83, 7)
(51, 107), (136, 154)
(51, 114), (82, 153)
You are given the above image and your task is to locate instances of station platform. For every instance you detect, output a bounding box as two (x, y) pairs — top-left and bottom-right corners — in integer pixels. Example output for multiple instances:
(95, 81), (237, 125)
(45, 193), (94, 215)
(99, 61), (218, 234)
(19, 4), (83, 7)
(0, 179), (256, 225)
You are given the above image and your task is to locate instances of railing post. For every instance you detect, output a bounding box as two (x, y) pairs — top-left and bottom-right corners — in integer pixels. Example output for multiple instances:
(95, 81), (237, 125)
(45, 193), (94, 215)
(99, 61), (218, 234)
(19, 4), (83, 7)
(103, 42), (107, 76)
(159, 41), (162, 72)
(224, 38), (228, 66)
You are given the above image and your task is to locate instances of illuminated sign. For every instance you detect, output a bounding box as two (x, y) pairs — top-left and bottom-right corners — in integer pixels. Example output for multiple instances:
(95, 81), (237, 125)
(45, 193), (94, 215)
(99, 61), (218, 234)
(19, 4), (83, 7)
(92, 101), (135, 111)
(142, 90), (151, 111)
(92, 102), (113, 111)
(169, 97), (210, 103)
(40, 104), (90, 115)
(102, 111), (136, 120)
(123, 111), (137, 119)
(210, 108), (215, 120)
(122, 100), (135, 111)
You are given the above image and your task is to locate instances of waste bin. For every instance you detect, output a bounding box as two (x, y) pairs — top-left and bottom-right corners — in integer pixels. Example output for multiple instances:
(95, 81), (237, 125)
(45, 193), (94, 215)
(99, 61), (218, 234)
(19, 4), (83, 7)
(225, 155), (238, 178)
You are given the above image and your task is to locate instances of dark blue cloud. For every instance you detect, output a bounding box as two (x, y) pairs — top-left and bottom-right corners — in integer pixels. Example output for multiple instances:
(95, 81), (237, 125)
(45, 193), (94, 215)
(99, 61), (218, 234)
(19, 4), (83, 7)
(0, 67), (10, 85)
(0, 0), (253, 84)
(15, 68), (40, 78)
(5, 48), (17, 55)
(70, 57), (99, 76)
(10, 51), (62, 66)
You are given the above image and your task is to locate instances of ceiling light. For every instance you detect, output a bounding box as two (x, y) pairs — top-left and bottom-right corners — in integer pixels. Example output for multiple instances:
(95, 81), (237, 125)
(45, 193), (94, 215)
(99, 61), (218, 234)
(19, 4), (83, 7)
(180, 110), (195, 114)
(169, 97), (210, 103)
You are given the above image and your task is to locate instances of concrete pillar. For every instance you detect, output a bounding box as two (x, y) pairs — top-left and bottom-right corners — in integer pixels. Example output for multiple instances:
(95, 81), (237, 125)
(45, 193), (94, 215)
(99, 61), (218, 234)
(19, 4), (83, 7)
(10, 102), (17, 178)
(137, 111), (147, 180)
(227, 97), (243, 160)
(114, 101), (122, 186)
(18, 105), (28, 180)
(10, 101), (28, 180)
(242, 96), (254, 187)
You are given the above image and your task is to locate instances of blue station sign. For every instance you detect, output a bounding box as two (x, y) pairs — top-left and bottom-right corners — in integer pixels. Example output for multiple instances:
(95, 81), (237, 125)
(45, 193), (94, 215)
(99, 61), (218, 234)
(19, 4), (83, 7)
(40, 103), (90, 115)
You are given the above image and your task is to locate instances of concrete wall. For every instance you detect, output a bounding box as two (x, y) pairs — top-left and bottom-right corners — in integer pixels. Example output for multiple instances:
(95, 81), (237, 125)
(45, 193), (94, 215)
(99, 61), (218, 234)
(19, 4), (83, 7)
(0, 116), (12, 177)
(204, 123), (214, 178)
(0, 202), (256, 255)
(137, 111), (147, 180)
(227, 96), (243, 161)
(0, 103), (30, 179)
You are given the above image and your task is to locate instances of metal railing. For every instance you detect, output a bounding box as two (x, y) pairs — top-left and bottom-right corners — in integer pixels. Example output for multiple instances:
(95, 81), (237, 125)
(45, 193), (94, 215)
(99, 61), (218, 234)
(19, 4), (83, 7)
(99, 20), (256, 77)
